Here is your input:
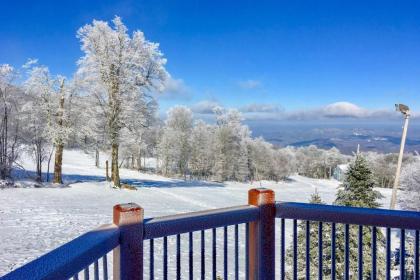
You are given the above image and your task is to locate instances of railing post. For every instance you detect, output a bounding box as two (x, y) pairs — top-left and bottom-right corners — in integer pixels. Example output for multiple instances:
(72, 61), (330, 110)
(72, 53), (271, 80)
(248, 188), (276, 280)
(113, 203), (144, 280)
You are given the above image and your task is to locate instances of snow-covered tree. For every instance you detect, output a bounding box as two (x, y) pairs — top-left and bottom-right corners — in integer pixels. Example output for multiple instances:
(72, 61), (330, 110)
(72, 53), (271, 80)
(24, 63), (75, 184)
(295, 146), (348, 179)
(121, 92), (158, 170)
(158, 106), (193, 178)
(399, 159), (420, 211)
(363, 151), (416, 188)
(189, 120), (215, 179)
(0, 64), (24, 179)
(76, 16), (167, 187)
(213, 108), (250, 182)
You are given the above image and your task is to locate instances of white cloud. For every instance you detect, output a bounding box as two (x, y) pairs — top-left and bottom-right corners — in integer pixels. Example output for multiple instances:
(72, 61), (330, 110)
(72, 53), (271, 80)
(158, 77), (191, 100)
(191, 100), (221, 114)
(322, 102), (368, 118)
(240, 103), (283, 113)
(237, 79), (261, 89)
(286, 102), (401, 121)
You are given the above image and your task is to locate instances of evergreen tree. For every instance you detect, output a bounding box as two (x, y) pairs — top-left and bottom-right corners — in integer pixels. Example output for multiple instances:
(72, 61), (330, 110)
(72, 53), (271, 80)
(335, 155), (382, 208)
(286, 190), (332, 279)
(334, 155), (385, 279)
(289, 157), (385, 280)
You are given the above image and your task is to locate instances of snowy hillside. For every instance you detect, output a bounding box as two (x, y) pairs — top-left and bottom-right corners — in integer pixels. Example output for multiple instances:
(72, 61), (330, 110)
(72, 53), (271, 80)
(0, 149), (391, 276)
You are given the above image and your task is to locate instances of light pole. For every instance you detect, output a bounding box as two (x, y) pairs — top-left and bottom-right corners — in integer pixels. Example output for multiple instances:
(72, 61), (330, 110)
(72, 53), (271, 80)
(390, 104), (410, 209)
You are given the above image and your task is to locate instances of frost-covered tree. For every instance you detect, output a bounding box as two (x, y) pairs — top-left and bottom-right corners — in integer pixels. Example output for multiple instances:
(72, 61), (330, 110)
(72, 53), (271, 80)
(158, 106), (193, 178)
(363, 151), (416, 188)
(121, 92), (158, 170)
(0, 64), (24, 179)
(76, 16), (167, 187)
(189, 120), (215, 179)
(213, 108), (250, 182)
(24, 63), (75, 184)
(273, 147), (296, 180)
(295, 145), (348, 179)
(248, 137), (274, 181)
(399, 159), (420, 211)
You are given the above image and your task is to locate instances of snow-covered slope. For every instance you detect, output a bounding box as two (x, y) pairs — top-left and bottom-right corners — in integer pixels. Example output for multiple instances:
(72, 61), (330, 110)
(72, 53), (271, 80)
(0, 149), (391, 276)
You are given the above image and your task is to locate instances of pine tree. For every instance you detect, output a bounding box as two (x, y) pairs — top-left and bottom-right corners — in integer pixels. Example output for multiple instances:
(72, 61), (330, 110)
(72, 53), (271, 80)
(286, 190), (332, 279)
(335, 155), (382, 208)
(334, 155), (385, 279)
(289, 157), (385, 280)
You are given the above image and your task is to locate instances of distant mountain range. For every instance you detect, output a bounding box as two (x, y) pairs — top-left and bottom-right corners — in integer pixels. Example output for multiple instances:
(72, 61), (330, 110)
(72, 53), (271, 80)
(248, 121), (420, 154)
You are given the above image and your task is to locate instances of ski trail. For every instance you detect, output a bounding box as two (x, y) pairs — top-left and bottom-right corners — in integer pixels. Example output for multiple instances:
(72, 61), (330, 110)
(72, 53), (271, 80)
(149, 187), (216, 210)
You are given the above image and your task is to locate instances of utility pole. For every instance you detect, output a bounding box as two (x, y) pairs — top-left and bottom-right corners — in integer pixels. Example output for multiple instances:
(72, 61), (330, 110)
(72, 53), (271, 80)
(390, 104), (410, 209)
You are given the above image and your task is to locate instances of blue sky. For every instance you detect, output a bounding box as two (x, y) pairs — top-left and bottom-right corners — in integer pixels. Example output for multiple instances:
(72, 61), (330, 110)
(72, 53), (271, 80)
(1, 1), (420, 121)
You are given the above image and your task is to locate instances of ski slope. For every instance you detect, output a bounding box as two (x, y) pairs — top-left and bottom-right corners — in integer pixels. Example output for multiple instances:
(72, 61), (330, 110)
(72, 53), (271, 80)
(0, 150), (392, 277)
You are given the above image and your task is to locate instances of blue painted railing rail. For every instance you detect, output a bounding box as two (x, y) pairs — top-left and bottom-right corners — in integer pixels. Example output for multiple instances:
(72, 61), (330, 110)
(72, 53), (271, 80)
(2, 224), (119, 280)
(276, 202), (420, 280)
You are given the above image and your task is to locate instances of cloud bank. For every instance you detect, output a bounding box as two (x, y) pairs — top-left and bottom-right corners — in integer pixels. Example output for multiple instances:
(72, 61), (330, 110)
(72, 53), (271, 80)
(188, 100), (411, 121)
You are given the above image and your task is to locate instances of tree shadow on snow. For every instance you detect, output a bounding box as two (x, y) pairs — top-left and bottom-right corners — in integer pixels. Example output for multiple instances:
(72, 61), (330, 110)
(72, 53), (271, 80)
(12, 169), (224, 189)
(122, 178), (224, 188)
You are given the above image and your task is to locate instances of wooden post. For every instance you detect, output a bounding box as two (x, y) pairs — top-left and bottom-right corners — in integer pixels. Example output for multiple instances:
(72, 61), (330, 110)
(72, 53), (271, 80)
(113, 203), (144, 280)
(106, 160), (109, 181)
(248, 188), (275, 280)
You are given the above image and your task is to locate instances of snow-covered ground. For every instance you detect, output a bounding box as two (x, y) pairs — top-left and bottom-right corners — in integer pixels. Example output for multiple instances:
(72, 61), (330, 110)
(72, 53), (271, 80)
(0, 150), (392, 277)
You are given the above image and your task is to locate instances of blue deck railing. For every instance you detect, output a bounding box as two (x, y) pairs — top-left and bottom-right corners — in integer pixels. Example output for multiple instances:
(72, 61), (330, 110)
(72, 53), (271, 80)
(276, 202), (420, 280)
(2, 188), (420, 280)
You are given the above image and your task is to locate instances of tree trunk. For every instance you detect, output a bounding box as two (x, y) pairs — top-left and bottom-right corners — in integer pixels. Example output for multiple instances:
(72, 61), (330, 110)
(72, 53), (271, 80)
(106, 160), (109, 181)
(53, 143), (63, 184)
(36, 142), (42, 182)
(95, 149), (100, 168)
(46, 147), (54, 182)
(111, 143), (121, 187)
(53, 95), (65, 184)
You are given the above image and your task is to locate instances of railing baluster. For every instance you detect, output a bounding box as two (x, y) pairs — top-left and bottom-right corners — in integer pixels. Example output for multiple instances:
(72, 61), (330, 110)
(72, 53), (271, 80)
(189, 232), (193, 280)
(201, 230), (205, 280)
(318, 222), (323, 280)
(371, 227), (377, 280)
(163, 236), (168, 280)
(293, 219), (298, 280)
(358, 225), (363, 280)
(103, 255), (108, 280)
(344, 224), (349, 280)
(306, 221), (310, 280)
(94, 260), (99, 280)
(246, 223), (249, 280)
(386, 228), (391, 280)
(281, 218), (285, 280)
(331, 223), (336, 280)
(400, 229), (405, 280)
(415, 230), (419, 280)
(84, 266), (89, 280)
(213, 228), (217, 280)
(177, 234), (181, 280)
(150, 239), (154, 280)
(224, 226), (228, 280)
(235, 224), (239, 280)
